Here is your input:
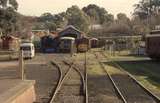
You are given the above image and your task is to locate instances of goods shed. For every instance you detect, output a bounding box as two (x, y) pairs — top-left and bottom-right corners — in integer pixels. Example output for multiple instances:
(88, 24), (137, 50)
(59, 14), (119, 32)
(58, 25), (83, 39)
(1, 36), (20, 51)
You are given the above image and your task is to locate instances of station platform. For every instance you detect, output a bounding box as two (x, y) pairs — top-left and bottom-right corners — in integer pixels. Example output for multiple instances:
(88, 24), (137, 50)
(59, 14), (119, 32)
(0, 79), (36, 103)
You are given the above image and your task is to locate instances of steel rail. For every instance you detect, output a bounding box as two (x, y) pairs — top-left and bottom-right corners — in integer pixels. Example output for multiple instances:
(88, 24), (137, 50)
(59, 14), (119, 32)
(101, 51), (160, 103)
(63, 55), (88, 103)
(49, 61), (74, 103)
(94, 52), (127, 103)
(63, 61), (85, 94)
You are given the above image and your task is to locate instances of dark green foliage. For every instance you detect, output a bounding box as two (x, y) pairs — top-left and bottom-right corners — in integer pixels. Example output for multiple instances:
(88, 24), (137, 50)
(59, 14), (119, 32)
(0, 0), (19, 35)
(134, 0), (160, 19)
(36, 12), (67, 31)
(0, 0), (18, 10)
(66, 5), (89, 33)
(0, 7), (20, 34)
(44, 22), (57, 31)
(82, 4), (114, 24)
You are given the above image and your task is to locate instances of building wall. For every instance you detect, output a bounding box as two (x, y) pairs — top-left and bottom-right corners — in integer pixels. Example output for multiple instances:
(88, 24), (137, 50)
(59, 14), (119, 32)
(2, 36), (20, 51)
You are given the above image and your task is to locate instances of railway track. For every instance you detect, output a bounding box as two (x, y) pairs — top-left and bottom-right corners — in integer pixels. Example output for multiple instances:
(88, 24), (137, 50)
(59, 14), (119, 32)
(94, 50), (160, 103)
(49, 55), (87, 103)
(91, 51), (124, 103)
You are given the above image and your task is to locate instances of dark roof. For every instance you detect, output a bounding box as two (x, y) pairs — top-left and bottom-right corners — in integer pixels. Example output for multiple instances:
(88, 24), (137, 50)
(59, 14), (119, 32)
(58, 25), (83, 39)
(58, 25), (82, 34)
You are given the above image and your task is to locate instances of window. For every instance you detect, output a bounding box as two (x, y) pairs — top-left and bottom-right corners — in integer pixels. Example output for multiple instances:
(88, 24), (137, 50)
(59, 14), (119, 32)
(20, 46), (31, 51)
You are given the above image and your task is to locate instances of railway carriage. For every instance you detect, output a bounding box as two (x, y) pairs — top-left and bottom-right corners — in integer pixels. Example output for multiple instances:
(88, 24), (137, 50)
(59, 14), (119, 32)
(76, 37), (90, 52)
(90, 38), (98, 48)
(59, 37), (77, 53)
(146, 34), (160, 59)
(41, 35), (59, 53)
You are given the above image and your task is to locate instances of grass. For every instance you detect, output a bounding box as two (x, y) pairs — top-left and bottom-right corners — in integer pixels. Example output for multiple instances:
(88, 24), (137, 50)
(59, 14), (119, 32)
(104, 52), (160, 96)
(117, 60), (160, 88)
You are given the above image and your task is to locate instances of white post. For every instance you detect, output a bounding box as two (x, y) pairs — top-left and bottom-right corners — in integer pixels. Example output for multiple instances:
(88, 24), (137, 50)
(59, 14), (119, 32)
(18, 50), (24, 80)
(70, 41), (74, 57)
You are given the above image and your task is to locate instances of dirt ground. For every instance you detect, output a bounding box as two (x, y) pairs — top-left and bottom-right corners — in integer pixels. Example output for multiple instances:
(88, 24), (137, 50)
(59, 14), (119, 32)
(1, 52), (159, 103)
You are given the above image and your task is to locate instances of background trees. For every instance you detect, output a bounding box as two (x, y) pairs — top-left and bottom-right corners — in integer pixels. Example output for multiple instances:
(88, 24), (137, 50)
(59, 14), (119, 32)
(132, 0), (160, 34)
(82, 4), (114, 25)
(0, 0), (19, 35)
(1, 1), (160, 37)
(66, 5), (89, 33)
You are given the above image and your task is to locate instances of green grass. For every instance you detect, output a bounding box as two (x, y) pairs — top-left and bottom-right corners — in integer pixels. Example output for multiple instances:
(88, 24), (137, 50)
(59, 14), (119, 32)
(103, 51), (160, 95)
(117, 60), (160, 88)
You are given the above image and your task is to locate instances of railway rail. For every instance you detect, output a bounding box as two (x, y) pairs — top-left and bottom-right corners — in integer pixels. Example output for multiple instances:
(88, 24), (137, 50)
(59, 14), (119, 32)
(94, 50), (160, 103)
(92, 51), (125, 103)
(49, 54), (87, 103)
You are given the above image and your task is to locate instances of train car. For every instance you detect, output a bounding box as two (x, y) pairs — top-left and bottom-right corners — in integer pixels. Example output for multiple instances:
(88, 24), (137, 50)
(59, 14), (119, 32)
(41, 35), (59, 53)
(146, 34), (160, 59)
(77, 37), (90, 52)
(90, 38), (98, 48)
(59, 37), (76, 53)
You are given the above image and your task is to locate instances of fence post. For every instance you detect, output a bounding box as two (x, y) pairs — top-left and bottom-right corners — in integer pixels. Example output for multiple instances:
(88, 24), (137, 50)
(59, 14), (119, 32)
(18, 50), (24, 80)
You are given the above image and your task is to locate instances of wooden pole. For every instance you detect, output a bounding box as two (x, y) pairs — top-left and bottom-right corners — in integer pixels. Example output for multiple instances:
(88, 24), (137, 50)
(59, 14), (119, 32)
(18, 50), (24, 80)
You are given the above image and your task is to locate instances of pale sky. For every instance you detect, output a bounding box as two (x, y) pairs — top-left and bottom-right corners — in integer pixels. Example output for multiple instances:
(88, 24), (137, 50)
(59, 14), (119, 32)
(17, 0), (140, 17)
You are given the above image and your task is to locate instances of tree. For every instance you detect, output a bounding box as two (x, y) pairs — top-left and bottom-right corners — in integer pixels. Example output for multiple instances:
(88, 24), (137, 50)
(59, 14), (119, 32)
(53, 12), (67, 28)
(0, 7), (20, 34)
(66, 5), (89, 32)
(38, 13), (54, 22)
(44, 22), (57, 31)
(0, 0), (19, 35)
(133, 0), (160, 32)
(102, 13), (132, 35)
(134, 0), (160, 19)
(82, 4), (113, 24)
(0, 0), (18, 10)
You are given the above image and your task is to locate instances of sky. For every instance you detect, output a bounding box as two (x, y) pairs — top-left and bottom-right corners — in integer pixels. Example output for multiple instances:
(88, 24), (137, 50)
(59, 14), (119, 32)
(17, 0), (140, 18)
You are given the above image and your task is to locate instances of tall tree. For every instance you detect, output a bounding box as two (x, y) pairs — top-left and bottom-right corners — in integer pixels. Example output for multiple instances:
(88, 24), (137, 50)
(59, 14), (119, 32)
(0, 0), (19, 35)
(82, 4), (113, 24)
(66, 5), (89, 32)
(0, 0), (18, 10)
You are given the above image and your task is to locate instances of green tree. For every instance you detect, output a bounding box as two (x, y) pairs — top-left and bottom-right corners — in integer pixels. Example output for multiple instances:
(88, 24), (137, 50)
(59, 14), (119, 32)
(103, 13), (132, 35)
(38, 13), (54, 22)
(54, 12), (67, 28)
(82, 4), (113, 24)
(44, 22), (57, 31)
(0, 0), (18, 10)
(0, 0), (19, 35)
(66, 5), (89, 32)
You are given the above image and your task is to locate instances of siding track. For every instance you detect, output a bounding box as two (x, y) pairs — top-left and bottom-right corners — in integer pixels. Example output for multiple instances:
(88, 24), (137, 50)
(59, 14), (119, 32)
(94, 50), (160, 103)
(49, 54), (87, 103)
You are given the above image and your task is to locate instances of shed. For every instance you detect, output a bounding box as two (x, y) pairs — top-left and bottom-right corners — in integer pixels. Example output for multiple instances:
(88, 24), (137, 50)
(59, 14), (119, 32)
(58, 25), (83, 39)
(1, 36), (20, 51)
